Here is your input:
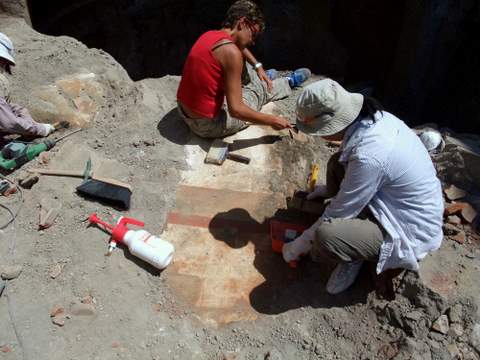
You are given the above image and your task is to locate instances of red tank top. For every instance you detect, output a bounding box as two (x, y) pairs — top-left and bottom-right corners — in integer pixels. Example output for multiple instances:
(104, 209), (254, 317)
(177, 31), (233, 119)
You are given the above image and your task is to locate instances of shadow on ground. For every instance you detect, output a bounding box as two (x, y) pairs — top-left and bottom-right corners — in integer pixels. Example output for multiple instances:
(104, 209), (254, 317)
(157, 107), (192, 146)
(209, 208), (373, 315)
(157, 108), (285, 154)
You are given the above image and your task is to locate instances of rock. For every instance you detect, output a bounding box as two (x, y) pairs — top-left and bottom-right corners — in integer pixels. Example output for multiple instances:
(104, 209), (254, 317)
(264, 349), (282, 360)
(432, 315), (449, 334)
(405, 311), (424, 321)
(429, 340), (450, 359)
(377, 343), (398, 359)
(49, 264), (62, 279)
(39, 198), (61, 230)
(19, 174), (39, 189)
(443, 223), (460, 236)
(0, 345), (12, 353)
(0, 264), (23, 280)
(30, 73), (104, 128)
(70, 303), (96, 316)
(445, 202), (469, 216)
(38, 152), (50, 165)
(448, 304), (463, 324)
(50, 305), (64, 317)
(446, 343), (461, 360)
(52, 314), (66, 327)
(470, 323), (480, 353)
(447, 215), (462, 225)
(222, 352), (237, 360)
(461, 204), (477, 224)
(452, 231), (466, 244)
(80, 295), (95, 304)
(448, 323), (464, 338)
(444, 185), (466, 201)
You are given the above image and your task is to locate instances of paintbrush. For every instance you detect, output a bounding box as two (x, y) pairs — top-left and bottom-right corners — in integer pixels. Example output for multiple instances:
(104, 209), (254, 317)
(205, 139), (251, 165)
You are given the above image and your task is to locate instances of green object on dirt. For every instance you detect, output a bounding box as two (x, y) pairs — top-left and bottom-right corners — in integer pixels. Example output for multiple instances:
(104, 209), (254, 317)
(0, 128), (82, 171)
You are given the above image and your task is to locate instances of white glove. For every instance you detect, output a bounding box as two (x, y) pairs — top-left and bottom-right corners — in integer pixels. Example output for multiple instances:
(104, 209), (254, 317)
(306, 183), (328, 200)
(41, 123), (55, 136)
(282, 234), (313, 262)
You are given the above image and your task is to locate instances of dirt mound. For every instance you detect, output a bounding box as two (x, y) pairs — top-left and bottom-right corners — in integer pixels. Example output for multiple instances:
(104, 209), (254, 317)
(0, 14), (479, 360)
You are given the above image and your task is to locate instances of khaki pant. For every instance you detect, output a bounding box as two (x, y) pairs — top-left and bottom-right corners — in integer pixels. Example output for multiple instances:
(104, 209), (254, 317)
(311, 152), (385, 263)
(178, 63), (291, 138)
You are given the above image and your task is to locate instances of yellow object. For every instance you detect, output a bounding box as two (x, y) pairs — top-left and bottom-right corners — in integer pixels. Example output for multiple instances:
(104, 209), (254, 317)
(307, 164), (320, 192)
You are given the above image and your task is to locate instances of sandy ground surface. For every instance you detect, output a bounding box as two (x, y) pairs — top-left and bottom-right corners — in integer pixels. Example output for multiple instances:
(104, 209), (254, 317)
(0, 16), (479, 360)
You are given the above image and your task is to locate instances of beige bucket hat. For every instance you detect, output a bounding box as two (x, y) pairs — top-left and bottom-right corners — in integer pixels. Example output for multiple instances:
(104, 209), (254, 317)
(296, 79), (364, 136)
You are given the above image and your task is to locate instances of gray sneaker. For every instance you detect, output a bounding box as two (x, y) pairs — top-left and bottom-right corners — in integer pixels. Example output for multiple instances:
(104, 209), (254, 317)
(326, 260), (364, 295)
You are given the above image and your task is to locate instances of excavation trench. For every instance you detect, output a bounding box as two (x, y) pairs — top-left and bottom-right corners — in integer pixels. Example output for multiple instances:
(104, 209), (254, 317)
(28, 0), (480, 133)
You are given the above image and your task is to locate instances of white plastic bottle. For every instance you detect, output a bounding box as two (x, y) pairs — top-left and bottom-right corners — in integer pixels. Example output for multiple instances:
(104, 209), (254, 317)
(89, 213), (174, 270)
(122, 229), (174, 270)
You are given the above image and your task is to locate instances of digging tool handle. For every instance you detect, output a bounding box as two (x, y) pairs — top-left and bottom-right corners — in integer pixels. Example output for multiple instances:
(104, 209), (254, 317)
(226, 152), (250, 164)
(28, 168), (132, 192)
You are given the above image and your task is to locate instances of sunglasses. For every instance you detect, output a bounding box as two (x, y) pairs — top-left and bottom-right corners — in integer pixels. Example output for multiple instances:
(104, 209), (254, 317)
(244, 19), (260, 40)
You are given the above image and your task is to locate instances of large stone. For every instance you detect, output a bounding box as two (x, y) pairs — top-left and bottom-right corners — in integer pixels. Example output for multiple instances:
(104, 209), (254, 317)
(447, 215), (462, 225)
(444, 185), (466, 201)
(28, 73), (104, 128)
(461, 204), (477, 224)
(452, 231), (466, 245)
(442, 136), (480, 188)
(70, 303), (96, 316)
(52, 314), (66, 327)
(445, 202), (469, 216)
(448, 304), (463, 323)
(50, 305), (64, 317)
(448, 323), (464, 338)
(443, 223), (460, 236)
(432, 314), (449, 334)
(446, 343), (461, 360)
(0, 264), (23, 280)
(470, 323), (480, 353)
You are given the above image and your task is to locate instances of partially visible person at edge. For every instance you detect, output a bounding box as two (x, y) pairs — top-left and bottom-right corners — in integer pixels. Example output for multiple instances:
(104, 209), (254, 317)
(0, 32), (55, 137)
(283, 79), (443, 296)
(176, 0), (311, 138)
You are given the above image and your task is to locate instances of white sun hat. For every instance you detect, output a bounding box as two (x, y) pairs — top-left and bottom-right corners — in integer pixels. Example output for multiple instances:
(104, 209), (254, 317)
(296, 79), (363, 136)
(0, 32), (15, 65)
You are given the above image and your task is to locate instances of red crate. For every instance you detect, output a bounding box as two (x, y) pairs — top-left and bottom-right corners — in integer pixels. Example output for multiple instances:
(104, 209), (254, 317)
(270, 219), (308, 253)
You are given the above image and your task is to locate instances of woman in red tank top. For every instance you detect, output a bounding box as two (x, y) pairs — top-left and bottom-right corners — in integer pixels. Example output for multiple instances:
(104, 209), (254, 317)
(176, 0), (294, 138)
(177, 31), (233, 119)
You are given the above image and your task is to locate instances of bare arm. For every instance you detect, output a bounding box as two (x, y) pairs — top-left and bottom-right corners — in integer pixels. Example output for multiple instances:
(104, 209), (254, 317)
(215, 45), (290, 129)
(242, 48), (257, 66)
(242, 48), (272, 91)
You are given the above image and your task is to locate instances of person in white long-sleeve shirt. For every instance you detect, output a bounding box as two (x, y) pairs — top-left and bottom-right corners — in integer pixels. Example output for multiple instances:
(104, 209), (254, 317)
(284, 79), (444, 295)
(0, 32), (55, 137)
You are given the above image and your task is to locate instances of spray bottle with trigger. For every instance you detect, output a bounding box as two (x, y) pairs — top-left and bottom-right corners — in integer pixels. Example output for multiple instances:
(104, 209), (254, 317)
(88, 213), (174, 270)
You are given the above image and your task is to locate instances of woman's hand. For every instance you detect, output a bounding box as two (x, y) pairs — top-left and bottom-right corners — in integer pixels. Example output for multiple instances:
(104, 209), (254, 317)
(269, 116), (292, 131)
(257, 67), (273, 92)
